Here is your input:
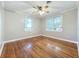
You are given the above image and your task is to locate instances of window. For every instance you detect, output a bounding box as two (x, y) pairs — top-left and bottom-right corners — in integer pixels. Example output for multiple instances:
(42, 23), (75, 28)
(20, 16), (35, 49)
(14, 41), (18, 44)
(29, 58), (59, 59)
(46, 16), (62, 32)
(46, 18), (54, 31)
(24, 18), (32, 31)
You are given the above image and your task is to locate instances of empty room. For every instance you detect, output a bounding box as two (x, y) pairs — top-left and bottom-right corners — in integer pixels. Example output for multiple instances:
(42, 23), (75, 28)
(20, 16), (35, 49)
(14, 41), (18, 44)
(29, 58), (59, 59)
(0, 1), (79, 58)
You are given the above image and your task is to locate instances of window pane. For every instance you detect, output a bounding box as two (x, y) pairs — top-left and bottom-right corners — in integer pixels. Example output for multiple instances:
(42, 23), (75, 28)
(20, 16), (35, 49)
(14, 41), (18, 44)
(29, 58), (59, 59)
(46, 16), (62, 32)
(46, 18), (54, 31)
(54, 16), (62, 32)
(24, 18), (32, 31)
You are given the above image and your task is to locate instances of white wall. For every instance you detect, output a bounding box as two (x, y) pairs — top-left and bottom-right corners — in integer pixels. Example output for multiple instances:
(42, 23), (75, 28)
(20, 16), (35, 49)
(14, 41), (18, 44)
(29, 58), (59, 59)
(42, 9), (77, 42)
(78, 7), (79, 56)
(0, 2), (5, 55)
(5, 11), (42, 41)
(4, 8), (77, 43)
(0, 5), (2, 48)
(0, 3), (4, 47)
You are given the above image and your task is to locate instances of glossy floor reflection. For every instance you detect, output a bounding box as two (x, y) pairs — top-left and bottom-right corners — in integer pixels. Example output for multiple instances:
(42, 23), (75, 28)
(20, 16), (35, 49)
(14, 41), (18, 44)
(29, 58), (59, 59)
(1, 36), (78, 58)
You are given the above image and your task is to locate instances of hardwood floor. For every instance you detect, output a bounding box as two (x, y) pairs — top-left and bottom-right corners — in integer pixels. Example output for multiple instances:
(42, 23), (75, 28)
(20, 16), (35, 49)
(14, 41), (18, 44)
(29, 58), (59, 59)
(1, 36), (78, 58)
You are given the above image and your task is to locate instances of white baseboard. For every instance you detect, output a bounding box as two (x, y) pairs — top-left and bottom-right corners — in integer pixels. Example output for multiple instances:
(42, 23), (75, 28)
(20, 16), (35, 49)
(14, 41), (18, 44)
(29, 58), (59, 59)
(0, 42), (4, 56)
(4, 34), (78, 44)
(4, 34), (42, 44)
(41, 35), (78, 44)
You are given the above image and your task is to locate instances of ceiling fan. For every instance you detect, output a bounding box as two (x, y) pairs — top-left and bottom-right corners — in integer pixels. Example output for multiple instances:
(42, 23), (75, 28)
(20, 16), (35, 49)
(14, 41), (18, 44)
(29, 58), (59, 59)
(23, 1), (52, 15)
(32, 1), (52, 14)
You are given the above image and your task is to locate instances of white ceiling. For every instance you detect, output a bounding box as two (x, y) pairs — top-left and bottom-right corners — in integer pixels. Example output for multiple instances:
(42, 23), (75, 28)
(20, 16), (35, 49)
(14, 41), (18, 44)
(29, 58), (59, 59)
(3, 1), (79, 15)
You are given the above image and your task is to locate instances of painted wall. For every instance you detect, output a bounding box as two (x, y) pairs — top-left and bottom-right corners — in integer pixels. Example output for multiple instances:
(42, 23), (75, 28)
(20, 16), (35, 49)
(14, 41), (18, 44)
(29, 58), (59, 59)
(5, 11), (42, 41)
(0, 2), (5, 55)
(0, 3), (4, 47)
(78, 7), (79, 56)
(4, 8), (77, 43)
(0, 5), (2, 48)
(42, 9), (77, 42)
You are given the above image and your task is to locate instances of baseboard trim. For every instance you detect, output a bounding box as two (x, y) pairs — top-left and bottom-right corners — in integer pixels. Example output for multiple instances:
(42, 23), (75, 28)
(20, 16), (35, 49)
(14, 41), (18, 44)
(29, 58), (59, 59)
(4, 34), (42, 44)
(0, 42), (4, 56)
(4, 34), (78, 44)
(41, 35), (78, 44)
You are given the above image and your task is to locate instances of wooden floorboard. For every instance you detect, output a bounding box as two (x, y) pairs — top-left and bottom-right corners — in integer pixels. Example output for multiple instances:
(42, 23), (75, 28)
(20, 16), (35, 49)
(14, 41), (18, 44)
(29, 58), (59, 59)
(1, 36), (78, 58)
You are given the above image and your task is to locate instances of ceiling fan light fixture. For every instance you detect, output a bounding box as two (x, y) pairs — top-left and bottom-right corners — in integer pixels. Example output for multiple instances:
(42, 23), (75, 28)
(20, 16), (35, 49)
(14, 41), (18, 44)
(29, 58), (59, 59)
(39, 11), (45, 16)
(33, 1), (50, 16)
